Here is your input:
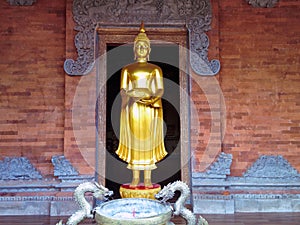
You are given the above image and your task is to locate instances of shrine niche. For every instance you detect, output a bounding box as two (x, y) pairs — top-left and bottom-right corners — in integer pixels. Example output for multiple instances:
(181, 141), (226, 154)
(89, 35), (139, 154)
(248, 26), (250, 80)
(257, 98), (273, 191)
(64, 0), (220, 76)
(94, 27), (189, 188)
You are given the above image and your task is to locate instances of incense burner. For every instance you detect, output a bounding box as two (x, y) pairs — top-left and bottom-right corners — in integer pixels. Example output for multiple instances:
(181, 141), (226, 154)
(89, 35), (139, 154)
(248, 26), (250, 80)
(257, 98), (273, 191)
(55, 181), (209, 225)
(94, 198), (172, 225)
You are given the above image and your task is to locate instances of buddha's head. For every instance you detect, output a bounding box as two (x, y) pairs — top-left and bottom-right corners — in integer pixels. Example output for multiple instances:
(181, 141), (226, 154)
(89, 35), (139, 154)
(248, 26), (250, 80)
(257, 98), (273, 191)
(134, 22), (151, 62)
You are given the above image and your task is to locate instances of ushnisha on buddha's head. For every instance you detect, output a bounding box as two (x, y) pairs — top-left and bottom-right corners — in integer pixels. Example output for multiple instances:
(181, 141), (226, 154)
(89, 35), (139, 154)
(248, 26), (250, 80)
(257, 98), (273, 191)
(134, 22), (151, 61)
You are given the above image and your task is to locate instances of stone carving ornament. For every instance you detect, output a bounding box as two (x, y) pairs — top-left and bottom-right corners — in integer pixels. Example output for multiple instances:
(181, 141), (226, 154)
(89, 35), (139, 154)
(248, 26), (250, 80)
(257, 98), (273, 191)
(243, 155), (300, 179)
(51, 155), (79, 177)
(193, 152), (233, 179)
(0, 157), (42, 180)
(65, 0), (220, 76)
(245, 0), (279, 8)
(7, 0), (36, 5)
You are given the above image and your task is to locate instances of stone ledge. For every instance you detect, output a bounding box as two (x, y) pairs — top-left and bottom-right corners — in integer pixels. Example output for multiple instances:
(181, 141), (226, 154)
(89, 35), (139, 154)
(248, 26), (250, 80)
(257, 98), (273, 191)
(0, 176), (94, 193)
(193, 193), (300, 214)
(192, 154), (300, 214)
(0, 196), (93, 216)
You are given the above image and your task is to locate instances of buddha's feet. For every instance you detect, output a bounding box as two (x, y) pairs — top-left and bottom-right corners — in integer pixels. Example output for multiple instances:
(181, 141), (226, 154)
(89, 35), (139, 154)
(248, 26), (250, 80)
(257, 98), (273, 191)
(144, 179), (153, 188)
(129, 178), (139, 188)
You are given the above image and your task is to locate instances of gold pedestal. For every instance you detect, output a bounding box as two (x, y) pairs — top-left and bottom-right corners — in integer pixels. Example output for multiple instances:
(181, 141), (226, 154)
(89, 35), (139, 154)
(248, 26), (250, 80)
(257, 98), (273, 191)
(119, 183), (161, 200)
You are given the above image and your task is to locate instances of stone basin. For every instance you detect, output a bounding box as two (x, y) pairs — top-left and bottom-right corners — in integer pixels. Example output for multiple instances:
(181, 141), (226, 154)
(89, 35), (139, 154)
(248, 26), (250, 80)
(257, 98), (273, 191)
(94, 198), (173, 225)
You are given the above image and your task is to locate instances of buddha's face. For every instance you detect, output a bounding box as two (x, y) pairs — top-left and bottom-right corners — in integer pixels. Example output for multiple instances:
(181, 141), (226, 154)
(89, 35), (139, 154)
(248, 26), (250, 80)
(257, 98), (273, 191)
(134, 40), (150, 59)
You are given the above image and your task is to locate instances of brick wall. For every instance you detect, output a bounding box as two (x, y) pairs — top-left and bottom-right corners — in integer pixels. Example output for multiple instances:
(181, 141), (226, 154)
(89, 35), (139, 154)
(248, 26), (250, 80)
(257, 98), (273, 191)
(0, 1), (66, 175)
(219, 0), (300, 176)
(190, 0), (300, 176)
(1, 0), (299, 179)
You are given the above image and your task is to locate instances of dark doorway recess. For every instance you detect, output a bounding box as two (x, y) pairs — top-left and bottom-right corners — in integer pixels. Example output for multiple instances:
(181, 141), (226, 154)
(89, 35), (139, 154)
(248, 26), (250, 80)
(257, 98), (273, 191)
(105, 44), (181, 198)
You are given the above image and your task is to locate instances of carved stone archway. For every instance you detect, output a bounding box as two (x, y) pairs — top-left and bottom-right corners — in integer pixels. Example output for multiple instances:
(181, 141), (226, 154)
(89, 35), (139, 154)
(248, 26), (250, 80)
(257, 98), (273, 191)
(64, 0), (220, 76)
(65, 0), (221, 189)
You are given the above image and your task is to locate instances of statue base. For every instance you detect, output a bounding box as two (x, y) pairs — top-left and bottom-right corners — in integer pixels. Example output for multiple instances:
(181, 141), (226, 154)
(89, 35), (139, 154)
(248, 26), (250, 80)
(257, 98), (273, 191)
(119, 183), (161, 199)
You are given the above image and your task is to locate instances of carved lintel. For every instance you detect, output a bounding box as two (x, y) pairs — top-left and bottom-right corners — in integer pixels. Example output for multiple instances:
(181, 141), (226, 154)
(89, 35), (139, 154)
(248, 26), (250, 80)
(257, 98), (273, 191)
(246, 0), (279, 8)
(7, 0), (36, 6)
(65, 0), (220, 76)
(0, 157), (42, 180)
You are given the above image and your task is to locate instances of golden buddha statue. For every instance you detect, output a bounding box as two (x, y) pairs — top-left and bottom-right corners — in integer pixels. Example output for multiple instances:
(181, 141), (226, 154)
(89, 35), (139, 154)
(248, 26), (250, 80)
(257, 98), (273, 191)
(116, 22), (167, 188)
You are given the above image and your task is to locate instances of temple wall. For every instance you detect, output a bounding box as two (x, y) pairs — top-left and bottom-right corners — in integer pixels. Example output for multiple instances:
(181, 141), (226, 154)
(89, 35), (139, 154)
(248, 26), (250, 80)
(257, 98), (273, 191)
(0, 0), (299, 215)
(219, 0), (300, 175)
(0, 1), (66, 176)
(191, 0), (300, 175)
(191, 0), (300, 214)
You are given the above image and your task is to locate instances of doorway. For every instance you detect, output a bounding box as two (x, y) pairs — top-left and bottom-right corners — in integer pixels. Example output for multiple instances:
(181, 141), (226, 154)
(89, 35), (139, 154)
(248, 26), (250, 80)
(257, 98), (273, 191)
(105, 44), (181, 197)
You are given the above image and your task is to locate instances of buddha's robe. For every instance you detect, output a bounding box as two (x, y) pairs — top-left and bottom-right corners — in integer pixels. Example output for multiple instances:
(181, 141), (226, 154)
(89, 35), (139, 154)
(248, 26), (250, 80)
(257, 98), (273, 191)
(116, 62), (167, 170)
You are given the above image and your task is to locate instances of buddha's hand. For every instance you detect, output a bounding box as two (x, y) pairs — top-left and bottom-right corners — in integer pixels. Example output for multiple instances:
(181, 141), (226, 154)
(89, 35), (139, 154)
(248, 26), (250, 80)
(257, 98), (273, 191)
(126, 89), (151, 98)
(138, 96), (159, 105)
